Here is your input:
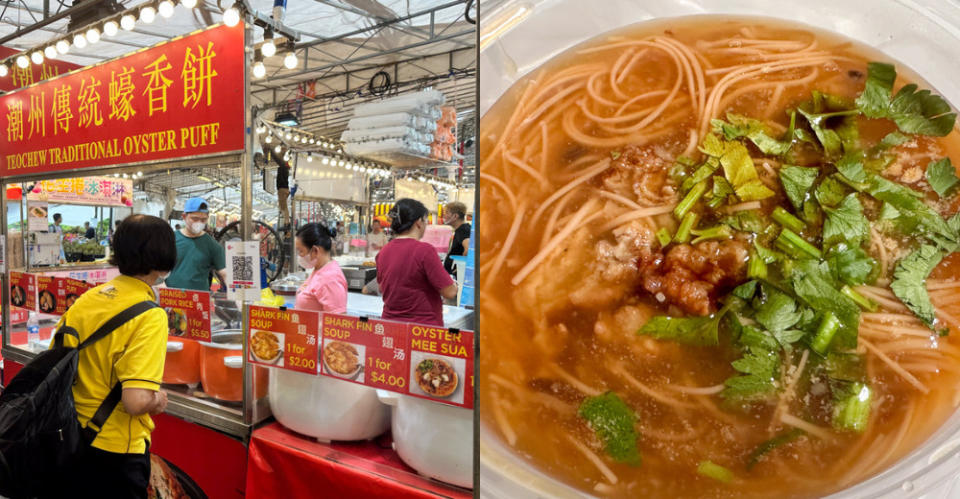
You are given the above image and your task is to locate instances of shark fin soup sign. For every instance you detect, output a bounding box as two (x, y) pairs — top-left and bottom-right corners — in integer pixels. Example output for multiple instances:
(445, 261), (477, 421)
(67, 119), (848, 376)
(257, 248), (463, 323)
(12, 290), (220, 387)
(0, 23), (245, 177)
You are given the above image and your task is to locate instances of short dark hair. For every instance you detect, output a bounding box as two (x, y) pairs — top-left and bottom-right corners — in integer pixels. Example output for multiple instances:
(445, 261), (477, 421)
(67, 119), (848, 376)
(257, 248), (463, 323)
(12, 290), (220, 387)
(109, 214), (176, 276)
(390, 198), (428, 234)
(445, 201), (467, 220)
(296, 223), (333, 252)
(53, 213), (62, 222)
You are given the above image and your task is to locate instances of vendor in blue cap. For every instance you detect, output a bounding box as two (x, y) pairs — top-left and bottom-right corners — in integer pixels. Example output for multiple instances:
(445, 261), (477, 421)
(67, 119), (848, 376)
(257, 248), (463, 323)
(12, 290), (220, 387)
(166, 197), (227, 291)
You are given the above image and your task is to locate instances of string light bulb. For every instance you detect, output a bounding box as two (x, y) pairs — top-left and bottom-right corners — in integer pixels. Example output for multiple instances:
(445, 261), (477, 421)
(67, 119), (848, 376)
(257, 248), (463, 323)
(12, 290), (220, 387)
(261, 33), (276, 57)
(44, 46), (57, 60)
(140, 6), (156, 23)
(56, 39), (70, 54)
(181, 0), (197, 8)
(264, 134), (272, 144)
(103, 20), (119, 36)
(158, 0), (175, 18)
(120, 14), (136, 30)
(85, 28), (101, 44)
(30, 51), (43, 65)
(252, 61), (265, 79)
(274, 145), (281, 153)
(72, 34), (87, 49)
(223, 6), (240, 26)
(0, 64), (7, 77)
(307, 153), (313, 162)
(283, 51), (297, 69)
(15, 55), (28, 68)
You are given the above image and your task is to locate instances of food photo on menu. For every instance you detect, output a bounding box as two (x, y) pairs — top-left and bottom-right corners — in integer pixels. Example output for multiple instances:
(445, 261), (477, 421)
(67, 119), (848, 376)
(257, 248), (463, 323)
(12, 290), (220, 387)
(322, 340), (365, 382)
(251, 329), (284, 367)
(477, 2), (960, 498)
(409, 350), (464, 404)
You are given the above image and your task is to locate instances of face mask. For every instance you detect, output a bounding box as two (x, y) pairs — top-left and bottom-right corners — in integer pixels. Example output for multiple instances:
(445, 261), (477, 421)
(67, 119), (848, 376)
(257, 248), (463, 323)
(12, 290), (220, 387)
(189, 222), (206, 234)
(154, 272), (170, 287)
(298, 252), (317, 270)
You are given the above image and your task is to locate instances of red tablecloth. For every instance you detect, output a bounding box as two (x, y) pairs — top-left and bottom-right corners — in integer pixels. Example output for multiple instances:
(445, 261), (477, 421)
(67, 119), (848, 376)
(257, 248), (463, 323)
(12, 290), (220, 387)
(246, 422), (471, 499)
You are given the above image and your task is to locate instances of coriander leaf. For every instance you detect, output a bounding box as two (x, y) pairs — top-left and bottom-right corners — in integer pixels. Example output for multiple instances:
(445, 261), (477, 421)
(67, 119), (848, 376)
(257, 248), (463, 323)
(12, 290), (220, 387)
(755, 285), (802, 333)
(722, 346), (780, 402)
(747, 429), (804, 470)
(879, 202), (901, 220)
(815, 175), (849, 208)
(836, 150), (867, 183)
(823, 194), (870, 247)
(732, 280), (759, 301)
(721, 211), (767, 233)
(739, 325), (781, 352)
(789, 261), (861, 350)
(878, 131), (910, 149)
(856, 62), (896, 118)
(826, 245), (877, 286)
(578, 392), (642, 466)
(867, 174), (958, 249)
(638, 314), (724, 346)
(926, 158), (960, 198)
(773, 329), (806, 349)
(712, 113), (792, 156)
(779, 166), (819, 211)
(891, 244), (944, 329)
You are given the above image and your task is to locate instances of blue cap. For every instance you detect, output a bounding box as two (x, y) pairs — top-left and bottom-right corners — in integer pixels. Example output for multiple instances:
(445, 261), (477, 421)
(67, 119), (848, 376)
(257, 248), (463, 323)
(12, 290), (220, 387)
(183, 197), (209, 213)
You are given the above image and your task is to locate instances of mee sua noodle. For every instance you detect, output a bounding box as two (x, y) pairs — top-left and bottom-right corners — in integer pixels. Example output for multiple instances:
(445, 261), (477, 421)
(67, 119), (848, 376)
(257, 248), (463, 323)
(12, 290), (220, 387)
(478, 16), (960, 498)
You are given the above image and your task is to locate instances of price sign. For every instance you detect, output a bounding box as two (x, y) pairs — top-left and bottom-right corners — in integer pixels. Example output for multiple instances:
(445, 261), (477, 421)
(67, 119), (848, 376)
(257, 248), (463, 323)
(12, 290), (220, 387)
(407, 325), (475, 409)
(59, 278), (94, 314)
(319, 313), (409, 392)
(158, 288), (212, 342)
(10, 272), (36, 312)
(248, 305), (319, 374)
(36, 276), (60, 315)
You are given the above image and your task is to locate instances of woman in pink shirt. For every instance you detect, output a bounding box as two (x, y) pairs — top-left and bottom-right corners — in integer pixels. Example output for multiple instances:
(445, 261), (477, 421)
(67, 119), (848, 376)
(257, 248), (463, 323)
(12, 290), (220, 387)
(294, 223), (347, 313)
(377, 199), (457, 326)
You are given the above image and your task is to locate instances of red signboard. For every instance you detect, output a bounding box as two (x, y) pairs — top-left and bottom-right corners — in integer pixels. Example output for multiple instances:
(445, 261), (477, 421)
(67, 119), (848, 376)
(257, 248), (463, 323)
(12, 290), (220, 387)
(0, 47), (83, 92)
(319, 313), (410, 393)
(248, 306), (320, 374)
(158, 288), (212, 342)
(10, 272), (36, 312)
(36, 276), (58, 314)
(60, 277), (94, 314)
(0, 23), (245, 176)
(406, 325), (474, 409)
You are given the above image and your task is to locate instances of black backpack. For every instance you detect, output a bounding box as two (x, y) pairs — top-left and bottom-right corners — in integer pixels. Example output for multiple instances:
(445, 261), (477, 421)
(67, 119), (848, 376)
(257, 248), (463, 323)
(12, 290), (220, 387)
(0, 300), (158, 498)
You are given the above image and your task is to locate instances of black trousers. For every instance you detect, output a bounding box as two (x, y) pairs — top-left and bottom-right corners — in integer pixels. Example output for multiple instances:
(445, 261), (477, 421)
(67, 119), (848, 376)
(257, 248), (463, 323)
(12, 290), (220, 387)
(63, 446), (151, 499)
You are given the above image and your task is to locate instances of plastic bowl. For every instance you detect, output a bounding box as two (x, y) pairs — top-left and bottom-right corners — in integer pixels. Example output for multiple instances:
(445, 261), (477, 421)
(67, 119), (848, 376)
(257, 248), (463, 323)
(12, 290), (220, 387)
(479, 0), (960, 497)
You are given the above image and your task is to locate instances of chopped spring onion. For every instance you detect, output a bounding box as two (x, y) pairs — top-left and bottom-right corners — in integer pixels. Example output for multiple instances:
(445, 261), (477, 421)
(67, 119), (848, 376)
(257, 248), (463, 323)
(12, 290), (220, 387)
(691, 225), (733, 245)
(772, 206), (806, 233)
(682, 163), (718, 192)
(811, 311), (841, 354)
(697, 460), (734, 483)
(841, 285), (878, 312)
(656, 227), (672, 248)
(674, 211), (700, 244)
(833, 382), (872, 432)
(776, 228), (822, 259)
(675, 180), (708, 220)
(747, 249), (768, 280)
(746, 429), (804, 470)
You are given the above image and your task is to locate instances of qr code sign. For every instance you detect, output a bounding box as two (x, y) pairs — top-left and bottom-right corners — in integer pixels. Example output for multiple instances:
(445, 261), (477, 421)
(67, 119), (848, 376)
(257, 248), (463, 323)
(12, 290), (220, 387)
(232, 255), (254, 284)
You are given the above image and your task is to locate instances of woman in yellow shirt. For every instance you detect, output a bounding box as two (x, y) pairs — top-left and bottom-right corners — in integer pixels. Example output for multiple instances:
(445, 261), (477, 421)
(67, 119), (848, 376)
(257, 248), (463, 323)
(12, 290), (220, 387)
(54, 214), (175, 499)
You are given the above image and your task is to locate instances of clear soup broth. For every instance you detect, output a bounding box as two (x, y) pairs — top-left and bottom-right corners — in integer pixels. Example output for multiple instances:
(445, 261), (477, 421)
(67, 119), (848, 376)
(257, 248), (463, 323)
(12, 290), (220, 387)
(479, 15), (960, 498)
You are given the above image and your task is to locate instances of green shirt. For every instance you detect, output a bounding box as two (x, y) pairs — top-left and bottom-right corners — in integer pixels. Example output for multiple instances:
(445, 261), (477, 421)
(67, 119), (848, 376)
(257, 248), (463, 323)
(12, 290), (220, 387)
(167, 231), (225, 291)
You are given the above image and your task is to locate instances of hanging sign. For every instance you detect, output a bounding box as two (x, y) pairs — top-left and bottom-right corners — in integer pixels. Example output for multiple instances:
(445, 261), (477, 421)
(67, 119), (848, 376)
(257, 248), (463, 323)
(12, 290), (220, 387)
(247, 306), (320, 374)
(28, 177), (134, 206)
(36, 276), (60, 314)
(27, 201), (49, 232)
(10, 272), (36, 311)
(0, 23), (245, 177)
(158, 288), (212, 342)
(406, 325), (474, 409)
(319, 313), (410, 392)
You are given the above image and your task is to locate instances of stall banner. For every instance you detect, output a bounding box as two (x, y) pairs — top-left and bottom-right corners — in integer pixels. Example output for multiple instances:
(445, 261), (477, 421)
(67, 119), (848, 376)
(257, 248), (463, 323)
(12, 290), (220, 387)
(0, 46), (83, 92)
(406, 325), (474, 409)
(10, 272), (36, 311)
(158, 288), (212, 342)
(27, 200), (49, 232)
(36, 276), (60, 315)
(0, 23), (245, 177)
(60, 277), (94, 314)
(319, 313), (410, 392)
(28, 177), (134, 207)
(247, 306), (319, 374)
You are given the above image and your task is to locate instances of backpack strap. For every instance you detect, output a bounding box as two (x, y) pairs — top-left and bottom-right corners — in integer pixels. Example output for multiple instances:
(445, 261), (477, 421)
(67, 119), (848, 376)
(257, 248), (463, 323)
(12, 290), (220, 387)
(73, 300), (159, 444)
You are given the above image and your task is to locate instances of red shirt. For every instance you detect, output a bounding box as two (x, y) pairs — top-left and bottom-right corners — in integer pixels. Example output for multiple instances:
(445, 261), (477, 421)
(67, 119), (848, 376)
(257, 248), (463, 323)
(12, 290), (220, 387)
(376, 238), (453, 326)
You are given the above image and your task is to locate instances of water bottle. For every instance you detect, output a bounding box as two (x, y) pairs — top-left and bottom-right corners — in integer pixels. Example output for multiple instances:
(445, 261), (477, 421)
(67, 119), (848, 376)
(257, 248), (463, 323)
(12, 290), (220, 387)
(27, 312), (39, 346)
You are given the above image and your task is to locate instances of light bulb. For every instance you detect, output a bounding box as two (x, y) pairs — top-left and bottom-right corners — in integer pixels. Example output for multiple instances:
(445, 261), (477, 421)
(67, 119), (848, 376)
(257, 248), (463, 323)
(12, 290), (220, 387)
(307, 155), (313, 162)
(31, 51), (44, 65)
(252, 61), (265, 78)
(181, 0), (197, 8)
(264, 135), (272, 144)
(309, 138), (315, 144)
(72, 34), (87, 49)
(85, 28), (100, 44)
(338, 160), (345, 167)
(103, 20), (118, 37)
(16, 55), (28, 68)
(120, 14), (136, 30)
(158, 0), (175, 18)
(261, 38), (276, 57)
(274, 145), (281, 153)
(322, 158), (329, 165)
(0, 64), (7, 77)
(283, 51), (297, 69)
(223, 6), (240, 26)
(140, 6), (156, 24)
(44, 46), (57, 59)
(56, 40), (70, 54)
(285, 132), (291, 139)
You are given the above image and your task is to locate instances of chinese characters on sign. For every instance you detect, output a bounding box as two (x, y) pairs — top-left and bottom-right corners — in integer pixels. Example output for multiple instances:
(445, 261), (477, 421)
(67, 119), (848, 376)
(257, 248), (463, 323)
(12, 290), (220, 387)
(27, 176), (133, 207)
(247, 306), (320, 374)
(320, 313), (410, 392)
(158, 288), (212, 342)
(0, 24), (244, 176)
(0, 46), (83, 91)
(10, 272), (37, 312)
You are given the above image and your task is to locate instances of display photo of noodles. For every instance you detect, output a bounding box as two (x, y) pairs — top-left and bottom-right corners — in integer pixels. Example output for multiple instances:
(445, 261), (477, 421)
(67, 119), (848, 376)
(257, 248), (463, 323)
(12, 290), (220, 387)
(250, 330), (283, 366)
(322, 340), (364, 382)
(478, 15), (960, 499)
(165, 307), (188, 337)
(409, 351), (465, 404)
(10, 285), (25, 308)
(38, 290), (55, 314)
